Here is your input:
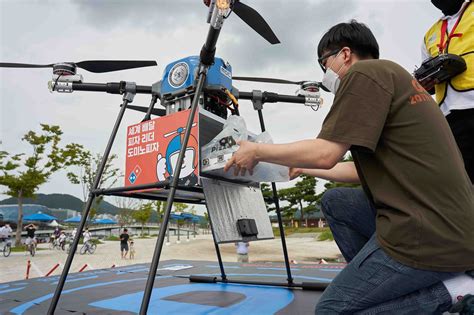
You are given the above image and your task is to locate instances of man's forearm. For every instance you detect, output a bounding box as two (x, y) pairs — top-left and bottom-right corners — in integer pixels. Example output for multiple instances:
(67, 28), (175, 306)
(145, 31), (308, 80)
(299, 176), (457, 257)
(301, 162), (360, 183)
(256, 139), (349, 169)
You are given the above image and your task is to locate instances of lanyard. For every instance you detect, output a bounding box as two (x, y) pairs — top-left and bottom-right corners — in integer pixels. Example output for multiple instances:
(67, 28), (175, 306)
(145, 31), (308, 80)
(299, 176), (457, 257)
(438, 2), (470, 53)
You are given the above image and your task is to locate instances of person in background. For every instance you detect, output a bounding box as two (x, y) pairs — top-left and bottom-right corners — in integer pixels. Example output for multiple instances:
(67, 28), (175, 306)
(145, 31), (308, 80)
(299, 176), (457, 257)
(120, 228), (129, 259)
(52, 227), (60, 242)
(82, 228), (92, 247)
(129, 239), (135, 260)
(0, 223), (12, 243)
(24, 223), (37, 249)
(235, 241), (249, 263)
(421, 0), (474, 183)
(58, 231), (67, 250)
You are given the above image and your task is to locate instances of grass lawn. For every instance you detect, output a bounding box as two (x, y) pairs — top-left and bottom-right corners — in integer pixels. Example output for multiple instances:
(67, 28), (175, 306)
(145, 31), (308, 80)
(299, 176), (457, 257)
(272, 227), (334, 241)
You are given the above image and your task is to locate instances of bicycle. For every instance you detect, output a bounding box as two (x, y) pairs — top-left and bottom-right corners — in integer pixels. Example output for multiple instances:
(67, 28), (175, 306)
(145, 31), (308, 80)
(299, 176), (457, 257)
(49, 238), (62, 250)
(80, 241), (96, 255)
(66, 236), (76, 254)
(25, 237), (36, 257)
(0, 238), (12, 257)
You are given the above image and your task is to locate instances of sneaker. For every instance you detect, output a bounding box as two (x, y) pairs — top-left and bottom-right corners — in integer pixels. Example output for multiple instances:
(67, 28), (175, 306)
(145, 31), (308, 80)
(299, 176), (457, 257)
(449, 294), (474, 315)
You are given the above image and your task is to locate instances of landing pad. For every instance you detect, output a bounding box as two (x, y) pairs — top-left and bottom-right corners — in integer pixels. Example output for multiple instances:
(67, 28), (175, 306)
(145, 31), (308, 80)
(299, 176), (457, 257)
(0, 260), (344, 314)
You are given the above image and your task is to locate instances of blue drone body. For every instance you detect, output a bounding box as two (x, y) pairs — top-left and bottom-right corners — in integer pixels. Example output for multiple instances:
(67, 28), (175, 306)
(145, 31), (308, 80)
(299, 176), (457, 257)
(161, 56), (232, 95)
(159, 56), (235, 118)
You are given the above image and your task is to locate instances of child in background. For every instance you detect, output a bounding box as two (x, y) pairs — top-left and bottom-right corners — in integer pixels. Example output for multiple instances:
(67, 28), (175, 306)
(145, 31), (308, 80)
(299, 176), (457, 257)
(129, 239), (135, 259)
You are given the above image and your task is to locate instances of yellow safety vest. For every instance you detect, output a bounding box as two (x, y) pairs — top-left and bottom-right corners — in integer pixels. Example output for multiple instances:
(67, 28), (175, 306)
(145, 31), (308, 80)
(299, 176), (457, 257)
(424, 2), (474, 104)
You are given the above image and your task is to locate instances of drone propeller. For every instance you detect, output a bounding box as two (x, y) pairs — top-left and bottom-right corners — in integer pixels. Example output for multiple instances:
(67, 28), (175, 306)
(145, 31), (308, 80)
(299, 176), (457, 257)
(232, 1), (280, 45)
(233, 76), (305, 85)
(0, 60), (157, 73)
(233, 76), (329, 92)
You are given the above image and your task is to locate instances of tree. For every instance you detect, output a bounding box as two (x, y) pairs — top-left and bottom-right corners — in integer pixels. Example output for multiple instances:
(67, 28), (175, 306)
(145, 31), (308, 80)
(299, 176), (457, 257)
(153, 200), (167, 223)
(68, 151), (122, 222)
(133, 202), (153, 236)
(116, 197), (139, 233)
(278, 175), (318, 227)
(173, 202), (188, 213)
(0, 124), (83, 246)
(115, 197), (140, 229)
(260, 183), (276, 212)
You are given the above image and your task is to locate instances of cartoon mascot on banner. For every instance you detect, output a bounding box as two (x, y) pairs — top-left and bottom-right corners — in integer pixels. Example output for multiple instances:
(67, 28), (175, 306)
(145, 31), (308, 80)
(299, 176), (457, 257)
(156, 124), (198, 186)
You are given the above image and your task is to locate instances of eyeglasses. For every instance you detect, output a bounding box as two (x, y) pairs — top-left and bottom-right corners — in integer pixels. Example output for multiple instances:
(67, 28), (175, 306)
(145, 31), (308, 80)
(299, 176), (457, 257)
(317, 49), (340, 73)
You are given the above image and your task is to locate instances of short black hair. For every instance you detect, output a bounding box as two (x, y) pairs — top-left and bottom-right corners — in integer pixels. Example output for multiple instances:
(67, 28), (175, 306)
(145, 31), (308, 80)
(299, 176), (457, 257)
(317, 20), (379, 60)
(124, 228), (128, 232)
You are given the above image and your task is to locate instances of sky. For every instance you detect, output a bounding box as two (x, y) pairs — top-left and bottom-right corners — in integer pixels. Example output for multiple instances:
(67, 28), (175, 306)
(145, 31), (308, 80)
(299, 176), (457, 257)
(0, 0), (440, 212)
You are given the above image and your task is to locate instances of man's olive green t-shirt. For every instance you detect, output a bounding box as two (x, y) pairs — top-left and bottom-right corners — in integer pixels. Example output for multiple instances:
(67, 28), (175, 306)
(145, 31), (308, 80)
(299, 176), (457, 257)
(318, 59), (473, 272)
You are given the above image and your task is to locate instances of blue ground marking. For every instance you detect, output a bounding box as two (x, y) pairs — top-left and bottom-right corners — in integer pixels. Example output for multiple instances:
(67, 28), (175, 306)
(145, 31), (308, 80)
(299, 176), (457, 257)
(319, 268), (342, 272)
(36, 271), (105, 283)
(162, 263), (193, 268)
(90, 283), (294, 314)
(256, 267), (301, 271)
(205, 265), (241, 269)
(13, 282), (28, 286)
(188, 273), (333, 283)
(0, 287), (25, 294)
(9, 276), (173, 315)
(114, 267), (150, 275)
(115, 265), (148, 272)
(50, 275), (98, 285)
(0, 284), (10, 289)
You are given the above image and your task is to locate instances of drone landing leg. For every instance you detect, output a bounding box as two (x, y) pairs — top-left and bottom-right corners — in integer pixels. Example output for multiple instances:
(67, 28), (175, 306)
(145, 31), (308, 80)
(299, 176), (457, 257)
(48, 83), (137, 315)
(257, 109), (294, 285)
(207, 205), (227, 281)
(139, 66), (209, 315)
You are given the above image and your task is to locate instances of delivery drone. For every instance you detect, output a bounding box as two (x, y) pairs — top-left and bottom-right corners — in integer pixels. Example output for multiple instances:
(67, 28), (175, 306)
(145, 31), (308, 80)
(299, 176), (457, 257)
(1, 1), (328, 314)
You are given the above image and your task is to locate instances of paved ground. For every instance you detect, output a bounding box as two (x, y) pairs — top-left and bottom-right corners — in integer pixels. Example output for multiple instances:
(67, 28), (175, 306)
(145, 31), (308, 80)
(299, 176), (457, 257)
(0, 259), (344, 314)
(0, 234), (341, 283)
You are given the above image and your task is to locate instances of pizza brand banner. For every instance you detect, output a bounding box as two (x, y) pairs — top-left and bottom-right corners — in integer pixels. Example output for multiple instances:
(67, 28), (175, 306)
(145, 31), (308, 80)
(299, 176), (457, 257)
(125, 109), (199, 189)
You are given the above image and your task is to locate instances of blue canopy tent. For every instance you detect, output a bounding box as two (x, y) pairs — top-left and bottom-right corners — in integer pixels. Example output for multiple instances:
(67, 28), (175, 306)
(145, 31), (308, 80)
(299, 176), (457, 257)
(64, 216), (82, 223)
(170, 213), (184, 220)
(180, 213), (195, 220)
(93, 218), (117, 224)
(24, 212), (57, 222)
(180, 213), (201, 223)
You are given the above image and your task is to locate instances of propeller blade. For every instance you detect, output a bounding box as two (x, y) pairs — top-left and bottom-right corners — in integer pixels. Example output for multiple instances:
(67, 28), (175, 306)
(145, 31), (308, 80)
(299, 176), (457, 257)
(233, 76), (330, 92)
(127, 105), (166, 117)
(0, 62), (54, 69)
(232, 1), (280, 45)
(233, 76), (304, 85)
(75, 60), (157, 73)
(0, 60), (157, 73)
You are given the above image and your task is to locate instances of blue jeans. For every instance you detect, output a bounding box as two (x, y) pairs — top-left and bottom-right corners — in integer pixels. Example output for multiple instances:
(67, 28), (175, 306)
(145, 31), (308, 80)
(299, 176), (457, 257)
(316, 188), (459, 314)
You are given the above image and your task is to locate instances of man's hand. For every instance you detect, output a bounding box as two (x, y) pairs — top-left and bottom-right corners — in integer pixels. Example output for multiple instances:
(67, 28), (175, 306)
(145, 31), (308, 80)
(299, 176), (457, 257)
(224, 140), (259, 176)
(289, 167), (303, 180)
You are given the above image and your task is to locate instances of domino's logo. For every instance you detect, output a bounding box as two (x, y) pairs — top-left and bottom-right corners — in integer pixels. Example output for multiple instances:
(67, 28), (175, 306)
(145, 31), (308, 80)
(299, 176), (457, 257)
(128, 171), (137, 184)
(128, 164), (142, 184)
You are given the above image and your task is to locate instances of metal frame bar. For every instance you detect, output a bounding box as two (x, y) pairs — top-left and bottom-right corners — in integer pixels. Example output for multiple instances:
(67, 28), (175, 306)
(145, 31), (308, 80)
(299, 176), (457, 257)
(48, 85), (137, 315)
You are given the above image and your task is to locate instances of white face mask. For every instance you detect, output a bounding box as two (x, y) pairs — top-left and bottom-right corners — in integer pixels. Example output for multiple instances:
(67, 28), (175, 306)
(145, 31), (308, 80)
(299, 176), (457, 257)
(322, 51), (346, 94)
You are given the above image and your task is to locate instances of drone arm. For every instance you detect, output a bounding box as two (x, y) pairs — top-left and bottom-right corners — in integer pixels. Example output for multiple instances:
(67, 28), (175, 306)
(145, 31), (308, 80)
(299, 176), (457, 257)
(71, 82), (153, 95)
(238, 91), (306, 104)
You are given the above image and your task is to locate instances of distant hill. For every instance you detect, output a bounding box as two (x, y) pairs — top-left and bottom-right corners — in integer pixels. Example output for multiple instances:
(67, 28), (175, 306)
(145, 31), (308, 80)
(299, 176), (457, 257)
(0, 193), (120, 215)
